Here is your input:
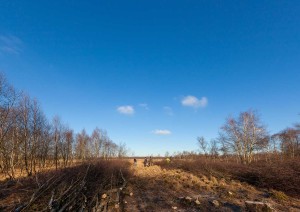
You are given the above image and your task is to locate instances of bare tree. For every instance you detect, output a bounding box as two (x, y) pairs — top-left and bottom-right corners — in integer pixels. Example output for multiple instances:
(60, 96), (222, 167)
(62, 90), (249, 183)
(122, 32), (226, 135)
(274, 127), (300, 158)
(0, 74), (19, 175)
(117, 142), (127, 158)
(91, 128), (103, 158)
(220, 110), (269, 164)
(218, 133), (230, 157)
(37, 123), (52, 168)
(75, 129), (90, 160)
(52, 116), (62, 170)
(60, 128), (73, 167)
(18, 94), (33, 176)
(197, 136), (208, 156)
(209, 139), (219, 159)
(0, 72), (126, 179)
(28, 99), (46, 174)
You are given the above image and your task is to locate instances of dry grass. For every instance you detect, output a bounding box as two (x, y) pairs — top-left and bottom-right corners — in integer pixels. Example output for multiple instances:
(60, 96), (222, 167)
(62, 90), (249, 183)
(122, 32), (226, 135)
(270, 190), (289, 202)
(123, 159), (300, 211)
(156, 157), (300, 198)
(0, 160), (83, 182)
(1, 158), (300, 211)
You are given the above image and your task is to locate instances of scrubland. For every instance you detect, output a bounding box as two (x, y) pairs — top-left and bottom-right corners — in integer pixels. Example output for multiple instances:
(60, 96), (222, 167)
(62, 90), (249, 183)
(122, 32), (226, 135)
(0, 160), (131, 211)
(1, 158), (300, 211)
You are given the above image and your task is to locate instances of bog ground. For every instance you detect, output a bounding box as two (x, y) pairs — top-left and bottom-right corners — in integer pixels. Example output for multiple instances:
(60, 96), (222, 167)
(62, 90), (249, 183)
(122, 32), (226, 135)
(123, 160), (300, 212)
(1, 159), (300, 212)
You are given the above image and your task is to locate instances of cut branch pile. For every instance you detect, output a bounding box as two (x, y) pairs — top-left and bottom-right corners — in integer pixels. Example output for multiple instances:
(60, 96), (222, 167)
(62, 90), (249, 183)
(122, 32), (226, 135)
(92, 169), (127, 212)
(3, 161), (130, 212)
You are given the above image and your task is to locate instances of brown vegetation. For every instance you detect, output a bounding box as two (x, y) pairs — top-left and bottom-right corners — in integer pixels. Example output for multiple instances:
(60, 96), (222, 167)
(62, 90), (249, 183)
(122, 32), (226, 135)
(0, 160), (131, 211)
(1, 158), (300, 211)
(123, 159), (300, 211)
(157, 157), (300, 198)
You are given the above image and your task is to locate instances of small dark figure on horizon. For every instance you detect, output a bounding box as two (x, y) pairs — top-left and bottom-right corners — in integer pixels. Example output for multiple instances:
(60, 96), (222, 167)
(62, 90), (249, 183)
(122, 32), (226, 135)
(133, 158), (137, 167)
(143, 157), (148, 167)
(149, 156), (153, 166)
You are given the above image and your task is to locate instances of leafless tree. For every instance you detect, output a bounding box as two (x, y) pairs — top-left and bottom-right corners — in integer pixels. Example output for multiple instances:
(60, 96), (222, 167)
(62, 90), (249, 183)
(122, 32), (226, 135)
(52, 116), (63, 170)
(0, 74), (19, 175)
(28, 99), (46, 174)
(0, 72), (126, 179)
(75, 129), (90, 160)
(220, 110), (269, 164)
(117, 142), (127, 158)
(197, 136), (208, 156)
(60, 128), (73, 167)
(91, 128), (103, 158)
(209, 139), (219, 159)
(274, 127), (300, 158)
(18, 94), (33, 176)
(218, 133), (230, 157)
(37, 123), (52, 168)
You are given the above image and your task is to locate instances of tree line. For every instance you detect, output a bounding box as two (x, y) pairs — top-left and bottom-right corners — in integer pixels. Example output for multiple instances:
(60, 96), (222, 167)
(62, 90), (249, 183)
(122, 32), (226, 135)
(173, 110), (299, 164)
(0, 73), (127, 179)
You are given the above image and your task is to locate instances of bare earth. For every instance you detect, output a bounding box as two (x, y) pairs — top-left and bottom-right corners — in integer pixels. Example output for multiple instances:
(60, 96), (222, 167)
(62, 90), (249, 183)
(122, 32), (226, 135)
(122, 160), (300, 212)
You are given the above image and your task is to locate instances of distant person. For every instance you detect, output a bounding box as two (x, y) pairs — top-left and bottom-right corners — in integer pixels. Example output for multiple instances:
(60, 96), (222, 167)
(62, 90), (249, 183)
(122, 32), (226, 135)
(166, 157), (171, 163)
(133, 158), (137, 167)
(143, 157), (148, 167)
(149, 156), (153, 166)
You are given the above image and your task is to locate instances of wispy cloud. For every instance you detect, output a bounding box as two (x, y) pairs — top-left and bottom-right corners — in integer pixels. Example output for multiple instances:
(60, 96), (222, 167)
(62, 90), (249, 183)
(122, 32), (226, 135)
(181, 95), (208, 108)
(0, 35), (23, 55)
(139, 103), (149, 110)
(163, 106), (174, 116)
(117, 105), (135, 115)
(152, 129), (172, 135)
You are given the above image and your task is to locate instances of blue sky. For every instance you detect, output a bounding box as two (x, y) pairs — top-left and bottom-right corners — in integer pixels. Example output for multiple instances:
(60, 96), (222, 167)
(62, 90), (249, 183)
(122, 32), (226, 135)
(1, 0), (300, 156)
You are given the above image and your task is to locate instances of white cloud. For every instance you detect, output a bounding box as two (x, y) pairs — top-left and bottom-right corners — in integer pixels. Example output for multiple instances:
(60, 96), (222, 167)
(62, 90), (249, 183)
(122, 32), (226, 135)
(163, 106), (174, 116)
(139, 103), (149, 110)
(181, 95), (208, 108)
(152, 129), (172, 135)
(0, 35), (23, 55)
(117, 105), (135, 115)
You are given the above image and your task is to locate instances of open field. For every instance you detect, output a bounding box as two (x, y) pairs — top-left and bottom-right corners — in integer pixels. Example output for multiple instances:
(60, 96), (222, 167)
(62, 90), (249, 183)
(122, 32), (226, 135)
(1, 158), (300, 211)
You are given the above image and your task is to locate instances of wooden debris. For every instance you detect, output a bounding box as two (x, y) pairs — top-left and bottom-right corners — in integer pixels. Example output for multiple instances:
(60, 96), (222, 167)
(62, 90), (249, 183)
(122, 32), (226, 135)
(245, 201), (274, 212)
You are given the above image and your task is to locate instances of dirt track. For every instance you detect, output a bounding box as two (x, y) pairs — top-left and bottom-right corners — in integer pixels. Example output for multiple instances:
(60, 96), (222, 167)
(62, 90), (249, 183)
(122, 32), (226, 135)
(124, 162), (201, 212)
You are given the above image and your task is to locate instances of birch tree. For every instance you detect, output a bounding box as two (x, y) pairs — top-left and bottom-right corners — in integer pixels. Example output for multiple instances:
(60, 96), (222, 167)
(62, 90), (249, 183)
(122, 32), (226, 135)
(220, 110), (269, 164)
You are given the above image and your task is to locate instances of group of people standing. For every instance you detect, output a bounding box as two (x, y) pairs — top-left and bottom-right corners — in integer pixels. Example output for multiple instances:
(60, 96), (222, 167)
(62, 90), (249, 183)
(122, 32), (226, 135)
(143, 156), (153, 167)
(132, 157), (154, 167)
